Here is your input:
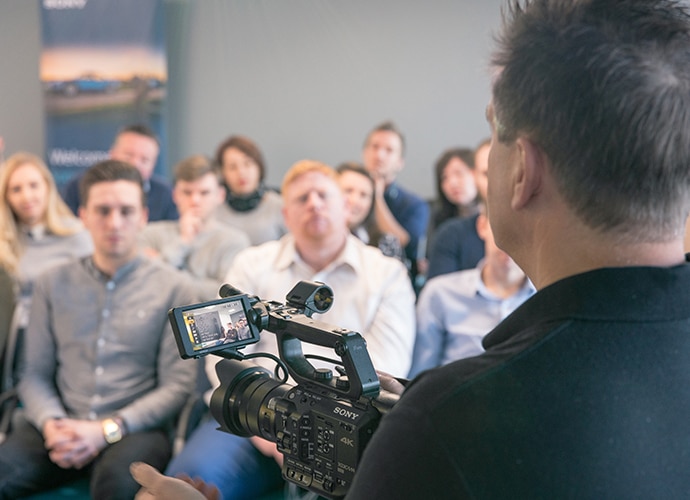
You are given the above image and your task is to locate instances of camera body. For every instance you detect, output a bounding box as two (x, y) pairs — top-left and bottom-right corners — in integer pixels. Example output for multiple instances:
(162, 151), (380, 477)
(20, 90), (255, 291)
(169, 281), (397, 499)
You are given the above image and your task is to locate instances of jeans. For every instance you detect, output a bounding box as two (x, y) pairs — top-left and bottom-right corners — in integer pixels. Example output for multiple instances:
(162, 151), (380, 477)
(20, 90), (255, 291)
(166, 417), (284, 499)
(0, 414), (171, 500)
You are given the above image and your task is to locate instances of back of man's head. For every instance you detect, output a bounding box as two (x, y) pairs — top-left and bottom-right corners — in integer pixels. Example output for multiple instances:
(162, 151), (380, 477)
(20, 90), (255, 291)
(492, 0), (690, 241)
(80, 160), (145, 207)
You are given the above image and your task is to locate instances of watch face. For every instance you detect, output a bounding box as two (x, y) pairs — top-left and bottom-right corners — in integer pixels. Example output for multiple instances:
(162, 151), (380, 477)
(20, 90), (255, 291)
(103, 419), (122, 443)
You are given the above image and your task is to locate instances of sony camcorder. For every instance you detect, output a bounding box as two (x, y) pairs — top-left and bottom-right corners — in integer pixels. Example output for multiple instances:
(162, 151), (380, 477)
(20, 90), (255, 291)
(168, 281), (398, 499)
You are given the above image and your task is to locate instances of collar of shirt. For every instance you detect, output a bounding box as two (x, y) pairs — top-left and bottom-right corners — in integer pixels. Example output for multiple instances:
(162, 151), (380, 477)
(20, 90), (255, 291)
(353, 226), (370, 244)
(83, 254), (142, 283)
(273, 233), (360, 276)
(474, 259), (536, 301)
(21, 223), (46, 241)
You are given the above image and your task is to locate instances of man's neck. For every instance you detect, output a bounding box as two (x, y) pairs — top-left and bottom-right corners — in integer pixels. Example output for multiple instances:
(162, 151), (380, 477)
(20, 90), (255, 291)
(482, 264), (526, 299)
(504, 163), (687, 290)
(518, 222), (687, 290)
(295, 232), (348, 272)
(92, 252), (137, 278)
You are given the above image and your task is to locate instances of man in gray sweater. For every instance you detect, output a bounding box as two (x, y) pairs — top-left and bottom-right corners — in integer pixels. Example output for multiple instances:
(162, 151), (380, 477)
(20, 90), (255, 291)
(139, 155), (250, 300)
(0, 160), (198, 500)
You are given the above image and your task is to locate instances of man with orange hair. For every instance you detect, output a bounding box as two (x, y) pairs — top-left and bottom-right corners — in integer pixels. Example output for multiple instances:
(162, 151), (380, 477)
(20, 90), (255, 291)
(167, 160), (415, 499)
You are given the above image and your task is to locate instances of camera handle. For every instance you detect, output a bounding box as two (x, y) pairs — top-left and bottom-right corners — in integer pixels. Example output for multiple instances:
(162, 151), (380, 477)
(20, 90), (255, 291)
(265, 309), (381, 400)
(221, 280), (381, 400)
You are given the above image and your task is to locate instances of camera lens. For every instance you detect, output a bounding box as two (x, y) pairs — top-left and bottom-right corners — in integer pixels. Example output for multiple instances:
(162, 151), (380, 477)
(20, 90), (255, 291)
(210, 359), (291, 439)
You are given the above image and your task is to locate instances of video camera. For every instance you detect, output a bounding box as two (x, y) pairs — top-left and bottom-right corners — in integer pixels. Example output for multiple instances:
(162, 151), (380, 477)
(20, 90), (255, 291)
(168, 281), (398, 499)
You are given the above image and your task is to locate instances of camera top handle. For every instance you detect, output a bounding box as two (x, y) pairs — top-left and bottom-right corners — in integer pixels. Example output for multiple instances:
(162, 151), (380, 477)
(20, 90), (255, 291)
(221, 281), (381, 401)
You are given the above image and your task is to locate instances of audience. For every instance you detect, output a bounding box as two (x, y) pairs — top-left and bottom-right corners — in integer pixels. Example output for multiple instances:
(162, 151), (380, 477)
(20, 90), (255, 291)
(139, 155), (250, 300)
(409, 208), (534, 378)
(213, 135), (286, 245)
(349, 0), (690, 497)
(0, 160), (197, 499)
(62, 124), (178, 222)
(165, 159), (415, 499)
(336, 161), (404, 260)
(0, 152), (92, 390)
(426, 139), (490, 281)
(429, 147), (480, 232)
(362, 121), (429, 288)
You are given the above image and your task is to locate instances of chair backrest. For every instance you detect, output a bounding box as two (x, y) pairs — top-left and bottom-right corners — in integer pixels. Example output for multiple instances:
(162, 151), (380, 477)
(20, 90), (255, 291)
(0, 266), (16, 383)
(0, 266), (18, 444)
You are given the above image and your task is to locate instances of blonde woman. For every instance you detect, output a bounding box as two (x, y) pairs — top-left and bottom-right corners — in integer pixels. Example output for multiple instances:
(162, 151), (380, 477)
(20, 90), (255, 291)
(0, 152), (92, 388)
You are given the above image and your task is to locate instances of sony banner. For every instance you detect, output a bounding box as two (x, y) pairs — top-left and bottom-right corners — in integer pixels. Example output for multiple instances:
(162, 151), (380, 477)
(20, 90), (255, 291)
(39, 0), (167, 189)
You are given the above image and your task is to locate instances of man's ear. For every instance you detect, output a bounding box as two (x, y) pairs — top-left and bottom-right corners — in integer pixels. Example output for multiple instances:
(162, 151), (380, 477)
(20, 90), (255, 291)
(281, 205), (289, 229)
(476, 212), (489, 242)
(511, 137), (545, 211)
(140, 206), (149, 228)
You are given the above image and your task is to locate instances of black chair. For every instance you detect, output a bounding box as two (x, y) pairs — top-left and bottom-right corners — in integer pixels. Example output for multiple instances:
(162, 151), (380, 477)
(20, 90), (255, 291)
(0, 266), (18, 445)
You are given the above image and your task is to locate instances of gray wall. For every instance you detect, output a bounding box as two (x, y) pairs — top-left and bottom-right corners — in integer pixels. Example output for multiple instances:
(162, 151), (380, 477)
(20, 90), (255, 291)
(1, 0), (502, 198)
(0, 0), (44, 157)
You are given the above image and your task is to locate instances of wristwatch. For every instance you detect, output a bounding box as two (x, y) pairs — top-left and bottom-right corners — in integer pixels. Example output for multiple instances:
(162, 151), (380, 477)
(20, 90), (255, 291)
(102, 417), (124, 444)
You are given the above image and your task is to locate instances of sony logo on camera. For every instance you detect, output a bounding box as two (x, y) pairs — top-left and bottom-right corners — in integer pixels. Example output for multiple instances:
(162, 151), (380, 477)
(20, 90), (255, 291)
(333, 407), (360, 420)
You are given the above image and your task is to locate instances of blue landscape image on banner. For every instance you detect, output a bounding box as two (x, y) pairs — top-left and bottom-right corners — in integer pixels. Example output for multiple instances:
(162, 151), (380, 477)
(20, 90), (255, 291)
(40, 0), (167, 189)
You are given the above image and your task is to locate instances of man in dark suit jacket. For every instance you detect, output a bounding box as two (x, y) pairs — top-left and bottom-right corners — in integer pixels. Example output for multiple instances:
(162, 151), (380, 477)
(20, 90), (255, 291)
(62, 124), (178, 222)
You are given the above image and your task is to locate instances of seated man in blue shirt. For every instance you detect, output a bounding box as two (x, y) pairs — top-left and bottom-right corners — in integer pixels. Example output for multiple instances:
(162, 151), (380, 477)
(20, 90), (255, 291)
(62, 124), (178, 222)
(0, 160), (197, 499)
(362, 121), (429, 288)
(409, 208), (534, 377)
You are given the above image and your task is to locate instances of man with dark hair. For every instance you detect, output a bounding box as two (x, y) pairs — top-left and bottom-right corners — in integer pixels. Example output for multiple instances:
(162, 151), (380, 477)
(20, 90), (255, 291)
(139, 154), (250, 300)
(63, 124), (178, 221)
(0, 160), (197, 499)
(362, 121), (429, 288)
(349, 1), (690, 498)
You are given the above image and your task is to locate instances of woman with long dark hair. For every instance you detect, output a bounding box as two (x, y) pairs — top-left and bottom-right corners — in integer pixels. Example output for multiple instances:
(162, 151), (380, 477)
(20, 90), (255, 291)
(430, 147), (480, 231)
